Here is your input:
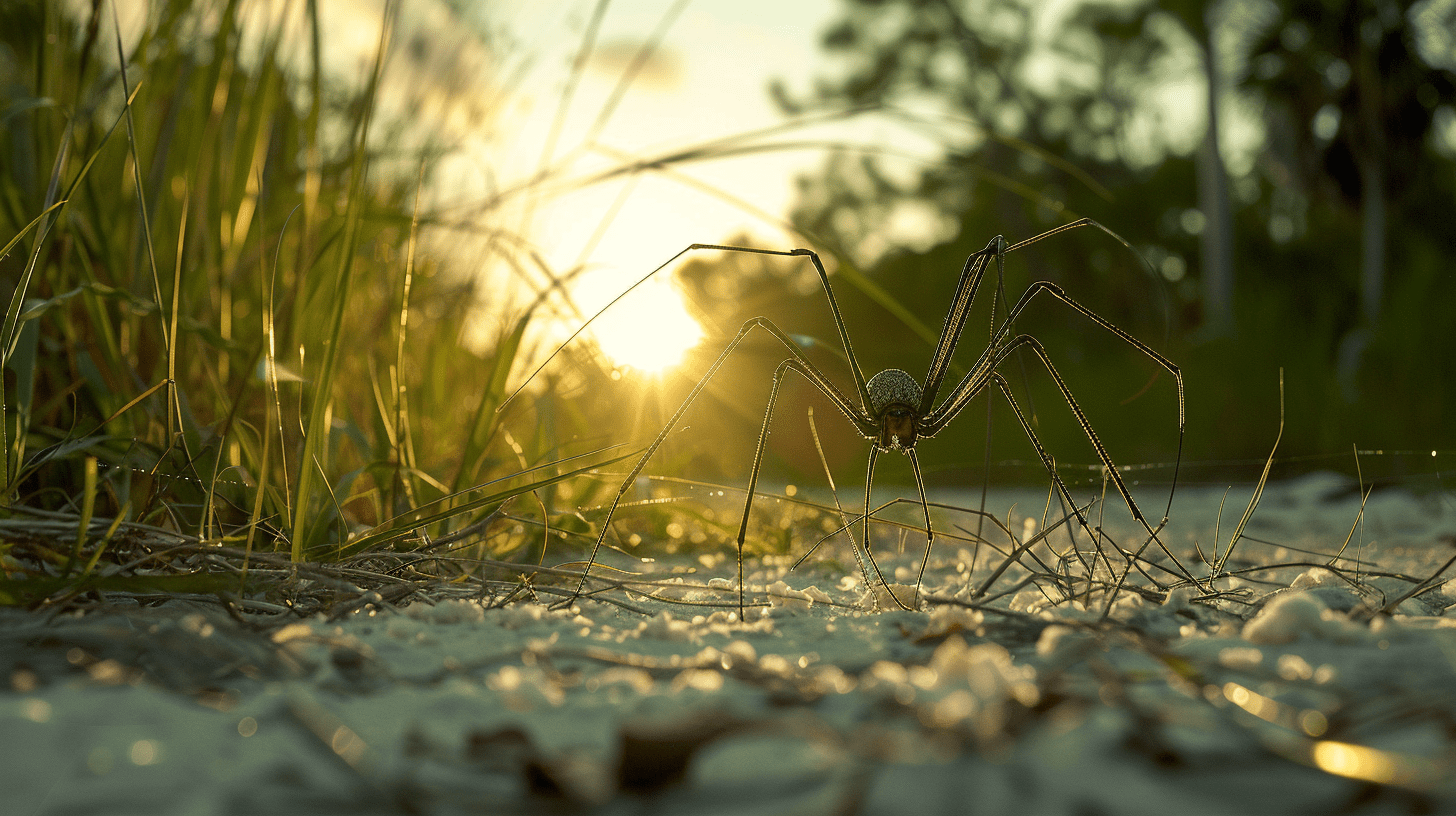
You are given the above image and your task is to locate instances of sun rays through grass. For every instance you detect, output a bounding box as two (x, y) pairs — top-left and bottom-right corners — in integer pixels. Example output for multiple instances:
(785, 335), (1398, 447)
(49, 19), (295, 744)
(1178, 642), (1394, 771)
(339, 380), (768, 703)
(0, 0), (640, 603)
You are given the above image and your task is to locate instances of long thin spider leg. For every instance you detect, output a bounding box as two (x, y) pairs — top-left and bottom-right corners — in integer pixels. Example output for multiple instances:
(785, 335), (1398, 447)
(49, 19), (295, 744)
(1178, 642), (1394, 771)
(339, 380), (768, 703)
(736, 357), (879, 617)
(987, 280), (1183, 427)
(692, 244), (871, 405)
(860, 446), (914, 610)
(560, 316), (872, 611)
(925, 352), (1188, 589)
(735, 360), (792, 619)
(922, 222), (1114, 418)
(975, 235), (1014, 543)
(929, 280), (1183, 435)
(917, 218), (1168, 426)
(794, 407), (877, 596)
(986, 336), (1202, 591)
(1003, 217), (1142, 259)
(981, 372), (1104, 583)
(935, 217), (1183, 518)
(917, 359), (1061, 578)
(976, 278), (1185, 521)
(907, 447), (934, 610)
(500, 241), (872, 415)
(921, 216), (1148, 420)
(919, 236), (1000, 413)
(923, 276), (1187, 578)
(919, 359), (991, 437)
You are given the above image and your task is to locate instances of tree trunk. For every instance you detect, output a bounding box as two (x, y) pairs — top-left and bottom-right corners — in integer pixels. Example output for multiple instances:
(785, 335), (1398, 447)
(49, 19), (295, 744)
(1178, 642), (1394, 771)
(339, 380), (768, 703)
(1358, 147), (1386, 326)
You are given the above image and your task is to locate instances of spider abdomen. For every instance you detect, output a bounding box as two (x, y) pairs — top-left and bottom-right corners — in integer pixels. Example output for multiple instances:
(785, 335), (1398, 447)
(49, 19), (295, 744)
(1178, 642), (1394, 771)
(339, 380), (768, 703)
(867, 369), (923, 416)
(867, 368), (923, 450)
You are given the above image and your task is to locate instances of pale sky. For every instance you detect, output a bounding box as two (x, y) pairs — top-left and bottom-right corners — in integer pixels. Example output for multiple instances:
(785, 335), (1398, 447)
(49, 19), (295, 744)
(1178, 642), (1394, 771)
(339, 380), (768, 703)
(479, 0), (856, 301)
(426, 0), (914, 362)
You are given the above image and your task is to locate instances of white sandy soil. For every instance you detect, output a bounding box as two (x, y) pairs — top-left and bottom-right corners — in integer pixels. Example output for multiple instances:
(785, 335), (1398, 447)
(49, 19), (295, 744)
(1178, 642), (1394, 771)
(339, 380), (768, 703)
(5, 474), (1456, 815)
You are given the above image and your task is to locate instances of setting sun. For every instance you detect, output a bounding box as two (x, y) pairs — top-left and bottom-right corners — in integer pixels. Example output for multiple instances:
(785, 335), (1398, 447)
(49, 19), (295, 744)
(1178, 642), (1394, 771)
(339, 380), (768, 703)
(578, 276), (705, 374)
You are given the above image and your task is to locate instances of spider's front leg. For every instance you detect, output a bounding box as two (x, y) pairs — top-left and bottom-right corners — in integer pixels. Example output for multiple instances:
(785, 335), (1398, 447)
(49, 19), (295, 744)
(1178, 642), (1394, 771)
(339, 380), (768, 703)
(734, 357), (876, 619)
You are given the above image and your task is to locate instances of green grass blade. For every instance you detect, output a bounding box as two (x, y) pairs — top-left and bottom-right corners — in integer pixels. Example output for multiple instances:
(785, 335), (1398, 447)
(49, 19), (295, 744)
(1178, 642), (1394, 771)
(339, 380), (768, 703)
(453, 310), (531, 492)
(1216, 370), (1285, 573)
(67, 457), (98, 578)
(289, 1), (395, 559)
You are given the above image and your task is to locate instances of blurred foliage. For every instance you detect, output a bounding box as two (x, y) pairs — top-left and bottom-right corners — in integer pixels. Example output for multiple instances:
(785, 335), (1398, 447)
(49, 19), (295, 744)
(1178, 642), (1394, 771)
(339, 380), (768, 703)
(667, 0), (1456, 491)
(0, 0), (631, 573)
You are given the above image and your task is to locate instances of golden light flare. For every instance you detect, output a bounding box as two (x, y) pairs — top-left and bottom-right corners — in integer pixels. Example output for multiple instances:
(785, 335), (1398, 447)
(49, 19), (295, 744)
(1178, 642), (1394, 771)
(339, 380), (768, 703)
(574, 275), (704, 374)
(1216, 680), (1444, 790)
(1310, 740), (1441, 788)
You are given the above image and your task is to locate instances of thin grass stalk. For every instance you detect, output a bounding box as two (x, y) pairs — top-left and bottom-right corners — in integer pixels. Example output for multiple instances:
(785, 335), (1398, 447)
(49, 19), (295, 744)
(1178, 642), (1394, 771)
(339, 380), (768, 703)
(536, 0), (610, 181)
(110, 4), (175, 446)
(302, 0), (323, 249)
(452, 312), (530, 493)
(266, 207), (298, 527)
(341, 448), (639, 558)
(81, 509), (127, 577)
(0, 153), (70, 490)
(392, 163), (426, 513)
(67, 456), (98, 577)
(1329, 445), (1372, 566)
(1216, 369), (1285, 573)
(241, 206), (297, 591)
(289, 1), (395, 560)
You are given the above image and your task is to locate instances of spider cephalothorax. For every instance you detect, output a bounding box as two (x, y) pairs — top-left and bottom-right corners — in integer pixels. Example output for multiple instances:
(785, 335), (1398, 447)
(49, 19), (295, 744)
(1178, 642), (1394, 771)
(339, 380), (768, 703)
(866, 368), (923, 451)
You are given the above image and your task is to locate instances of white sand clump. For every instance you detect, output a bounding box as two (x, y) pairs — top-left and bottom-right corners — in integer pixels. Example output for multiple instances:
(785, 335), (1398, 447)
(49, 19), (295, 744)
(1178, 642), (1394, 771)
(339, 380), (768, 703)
(1161, 585), (1197, 612)
(1441, 578), (1456, 604)
(721, 639), (758, 666)
(1290, 567), (1341, 590)
(1242, 591), (1370, 645)
(492, 602), (589, 630)
(1009, 588), (1048, 615)
(918, 605), (985, 640)
(636, 612), (696, 642)
(403, 598), (485, 624)
(941, 639), (1037, 705)
(1035, 623), (1089, 658)
(1104, 592), (1146, 622)
(900, 637), (1041, 737)
(765, 580), (830, 610)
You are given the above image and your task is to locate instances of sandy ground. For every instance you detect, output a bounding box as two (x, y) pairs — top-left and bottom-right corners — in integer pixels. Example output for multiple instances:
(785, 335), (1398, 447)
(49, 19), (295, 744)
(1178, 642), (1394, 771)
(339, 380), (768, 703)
(5, 474), (1456, 815)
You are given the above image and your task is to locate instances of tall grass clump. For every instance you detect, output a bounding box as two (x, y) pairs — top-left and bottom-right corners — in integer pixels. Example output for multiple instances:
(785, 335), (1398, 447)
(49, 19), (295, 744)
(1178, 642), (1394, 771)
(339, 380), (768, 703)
(0, 1), (619, 607)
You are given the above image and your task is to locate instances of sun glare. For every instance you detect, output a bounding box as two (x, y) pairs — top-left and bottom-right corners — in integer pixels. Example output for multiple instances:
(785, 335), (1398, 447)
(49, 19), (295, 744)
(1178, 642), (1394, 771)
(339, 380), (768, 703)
(581, 277), (704, 374)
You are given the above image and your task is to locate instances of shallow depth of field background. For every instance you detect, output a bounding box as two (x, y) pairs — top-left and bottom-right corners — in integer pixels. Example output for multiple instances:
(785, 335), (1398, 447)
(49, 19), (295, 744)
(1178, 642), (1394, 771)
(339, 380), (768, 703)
(1, 0), (1453, 568)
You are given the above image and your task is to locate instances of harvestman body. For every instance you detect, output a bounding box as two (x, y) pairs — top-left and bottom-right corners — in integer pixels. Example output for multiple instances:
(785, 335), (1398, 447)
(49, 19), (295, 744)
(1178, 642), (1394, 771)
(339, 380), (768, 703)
(510, 218), (1190, 616)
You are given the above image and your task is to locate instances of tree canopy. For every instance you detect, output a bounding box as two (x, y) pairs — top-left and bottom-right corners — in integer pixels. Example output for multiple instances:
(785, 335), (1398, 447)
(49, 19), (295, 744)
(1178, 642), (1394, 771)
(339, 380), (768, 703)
(686, 0), (1456, 480)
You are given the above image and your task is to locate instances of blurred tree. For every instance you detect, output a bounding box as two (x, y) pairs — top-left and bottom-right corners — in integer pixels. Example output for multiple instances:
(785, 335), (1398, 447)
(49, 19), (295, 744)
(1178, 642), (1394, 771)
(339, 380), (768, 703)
(1159, 0), (1235, 335)
(770, 0), (1217, 327)
(734, 0), (1456, 474)
(1241, 0), (1456, 393)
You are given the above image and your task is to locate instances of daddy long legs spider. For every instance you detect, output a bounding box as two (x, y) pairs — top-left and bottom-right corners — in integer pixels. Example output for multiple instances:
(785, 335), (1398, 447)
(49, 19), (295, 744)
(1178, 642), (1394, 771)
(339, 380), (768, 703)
(515, 218), (1191, 617)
